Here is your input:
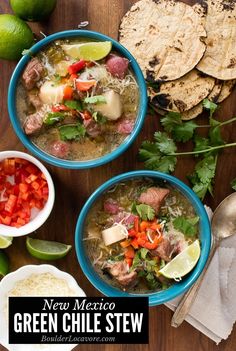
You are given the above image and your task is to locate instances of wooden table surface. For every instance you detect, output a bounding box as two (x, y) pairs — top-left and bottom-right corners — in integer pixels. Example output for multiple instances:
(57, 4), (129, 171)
(1, 0), (236, 350)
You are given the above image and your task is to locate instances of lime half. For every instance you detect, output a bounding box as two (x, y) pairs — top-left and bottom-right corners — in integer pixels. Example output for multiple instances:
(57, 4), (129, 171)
(0, 236), (13, 249)
(159, 240), (201, 279)
(0, 251), (10, 277)
(26, 237), (72, 261)
(62, 41), (112, 60)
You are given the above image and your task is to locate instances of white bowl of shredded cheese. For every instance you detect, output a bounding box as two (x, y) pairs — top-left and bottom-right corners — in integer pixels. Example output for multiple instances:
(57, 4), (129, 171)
(0, 264), (86, 351)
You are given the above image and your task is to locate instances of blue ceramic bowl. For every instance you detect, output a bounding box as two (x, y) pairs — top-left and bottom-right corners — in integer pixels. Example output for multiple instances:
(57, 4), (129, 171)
(8, 30), (147, 169)
(75, 170), (211, 306)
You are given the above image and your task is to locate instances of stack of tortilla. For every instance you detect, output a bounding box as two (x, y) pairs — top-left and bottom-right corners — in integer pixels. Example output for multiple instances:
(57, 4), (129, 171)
(119, 0), (236, 119)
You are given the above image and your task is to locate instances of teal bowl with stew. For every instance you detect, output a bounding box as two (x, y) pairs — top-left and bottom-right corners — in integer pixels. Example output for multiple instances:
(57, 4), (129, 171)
(75, 170), (211, 306)
(8, 30), (147, 169)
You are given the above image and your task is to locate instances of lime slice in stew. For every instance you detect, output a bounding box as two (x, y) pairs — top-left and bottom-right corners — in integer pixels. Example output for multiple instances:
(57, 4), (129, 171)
(0, 251), (10, 277)
(26, 237), (72, 260)
(159, 240), (201, 279)
(0, 236), (13, 249)
(61, 41), (112, 60)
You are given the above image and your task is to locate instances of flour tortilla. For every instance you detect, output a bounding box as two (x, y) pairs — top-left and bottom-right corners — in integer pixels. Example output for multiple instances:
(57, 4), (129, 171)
(119, 0), (206, 81)
(197, 0), (236, 80)
(217, 80), (236, 102)
(149, 69), (215, 113)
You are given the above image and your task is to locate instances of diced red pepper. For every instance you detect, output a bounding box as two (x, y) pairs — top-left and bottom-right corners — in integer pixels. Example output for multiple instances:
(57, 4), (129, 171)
(124, 246), (135, 259)
(19, 183), (29, 193)
(63, 86), (73, 100)
(76, 79), (96, 92)
(52, 104), (70, 112)
(0, 158), (49, 228)
(67, 60), (86, 75)
(5, 194), (17, 214)
(69, 73), (78, 81)
(134, 217), (139, 233)
(79, 110), (92, 120)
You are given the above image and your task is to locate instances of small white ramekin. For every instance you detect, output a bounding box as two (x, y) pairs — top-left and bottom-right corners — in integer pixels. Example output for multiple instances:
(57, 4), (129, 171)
(0, 264), (86, 351)
(0, 150), (55, 237)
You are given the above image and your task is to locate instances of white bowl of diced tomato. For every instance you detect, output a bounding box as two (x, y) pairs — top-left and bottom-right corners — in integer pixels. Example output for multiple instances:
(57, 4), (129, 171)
(0, 151), (55, 237)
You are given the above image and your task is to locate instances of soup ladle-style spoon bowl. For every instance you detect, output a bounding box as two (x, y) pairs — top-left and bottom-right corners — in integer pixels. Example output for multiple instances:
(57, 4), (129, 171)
(171, 192), (236, 327)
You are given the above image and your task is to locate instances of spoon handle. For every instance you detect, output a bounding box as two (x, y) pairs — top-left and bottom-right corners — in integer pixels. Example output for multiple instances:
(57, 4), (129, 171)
(171, 244), (217, 328)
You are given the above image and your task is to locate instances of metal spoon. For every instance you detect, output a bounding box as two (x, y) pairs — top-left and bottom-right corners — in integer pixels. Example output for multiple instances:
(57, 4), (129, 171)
(171, 192), (236, 328)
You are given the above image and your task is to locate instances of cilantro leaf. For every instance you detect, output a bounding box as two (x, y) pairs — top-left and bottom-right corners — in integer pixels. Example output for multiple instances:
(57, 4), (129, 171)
(203, 98), (218, 117)
(193, 135), (210, 155)
(84, 95), (106, 104)
(154, 155), (177, 173)
(161, 112), (182, 132)
(189, 155), (217, 200)
(192, 182), (209, 200)
(139, 141), (177, 173)
(172, 121), (198, 142)
(173, 216), (199, 237)
(135, 204), (155, 221)
(154, 131), (177, 154)
(195, 155), (217, 184)
(64, 100), (82, 110)
(59, 123), (86, 141)
(92, 111), (107, 124)
(231, 178), (236, 191)
(43, 112), (65, 126)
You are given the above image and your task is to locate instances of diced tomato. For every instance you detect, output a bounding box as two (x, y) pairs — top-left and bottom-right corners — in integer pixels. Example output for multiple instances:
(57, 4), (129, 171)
(76, 79), (96, 92)
(31, 181), (40, 191)
(67, 60), (86, 75)
(63, 86), (73, 100)
(25, 174), (38, 184)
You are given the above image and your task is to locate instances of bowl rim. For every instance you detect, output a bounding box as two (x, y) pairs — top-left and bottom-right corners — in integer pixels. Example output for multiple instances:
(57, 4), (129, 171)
(8, 29), (148, 169)
(0, 264), (85, 351)
(0, 150), (55, 237)
(75, 170), (211, 306)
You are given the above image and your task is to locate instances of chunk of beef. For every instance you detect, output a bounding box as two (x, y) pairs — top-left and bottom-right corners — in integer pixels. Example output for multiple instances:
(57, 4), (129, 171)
(28, 92), (42, 109)
(104, 198), (120, 215)
(117, 118), (134, 134)
(105, 261), (137, 287)
(151, 238), (176, 262)
(106, 54), (129, 79)
(22, 58), (44, 90)
(49, 141), (70, 159)
(83, 119), (101, 138)
(139, 187), (170, 213)
(24, 110), (44, 135)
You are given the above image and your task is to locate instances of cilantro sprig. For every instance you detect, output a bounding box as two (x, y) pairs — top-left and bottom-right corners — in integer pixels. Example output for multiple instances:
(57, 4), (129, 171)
(139, 99), (236, 200)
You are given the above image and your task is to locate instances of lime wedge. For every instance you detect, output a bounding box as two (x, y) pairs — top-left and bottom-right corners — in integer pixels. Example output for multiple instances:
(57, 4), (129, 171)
(159, 240), (201, 279)
(26, 237), (72, 260)
(0, 236), (13, 249)
(0, 251), (10, 277)
(62, 41), (112, 60)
